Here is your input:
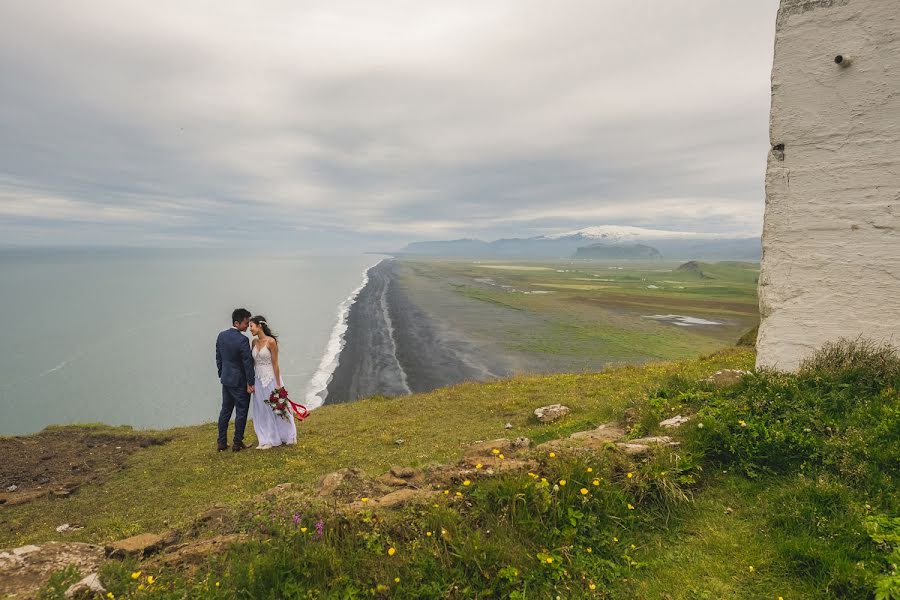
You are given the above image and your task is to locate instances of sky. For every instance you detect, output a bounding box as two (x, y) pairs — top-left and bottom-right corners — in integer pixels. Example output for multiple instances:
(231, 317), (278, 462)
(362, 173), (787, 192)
(0, 1), (780, 251)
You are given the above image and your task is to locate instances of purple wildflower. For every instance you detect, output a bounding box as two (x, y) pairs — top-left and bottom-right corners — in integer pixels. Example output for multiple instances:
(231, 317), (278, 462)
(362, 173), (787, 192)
(314, 520), (324, 540)
(293, 513), (302, 526)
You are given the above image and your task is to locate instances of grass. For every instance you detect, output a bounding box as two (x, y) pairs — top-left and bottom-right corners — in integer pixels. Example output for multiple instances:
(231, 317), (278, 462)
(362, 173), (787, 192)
(17, 341), (900, 599)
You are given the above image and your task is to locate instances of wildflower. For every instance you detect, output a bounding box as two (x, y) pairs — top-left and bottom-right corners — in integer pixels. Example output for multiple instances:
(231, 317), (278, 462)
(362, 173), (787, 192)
(131, 571), (142, 580)
(300, 527), (308, 533)
(613, 537), (618, 542)
(456, 491), (463, 497)
(499, 454), (505, 460)
(147, 575), (156, 585)
(541, 477), (548, 483)
(748, 565), (754, 573)
(376, 584), (389, 592)
(463, 480), (471, 486)
(580, 488), (589, 495)
(586, 547), (592, 553)
(475, 463), (482, 469)
(549, 452), (556, 458)
(559, 479), (567, 486)
(627, 503), (635, 510)
(107, 594), (115, 599)
(528, 472), (537, 478)
(292, 513), (302, 525)
(361, 497), (369, 503)
(492, 448), (500, 455)
(626, 472), (633, 479)
(443, 490), (450, 495)
(739, 420), (747, 428)
(586, 467), (593, 473)
(137, 584), (145, 591)
(592, 479), (600, 486)
(215, 582), (220, 588)
(388, 547), (396, 556)
(630, 544), (636, 550)
(315, 520), (325, 539)
(546, 557), (554, 564)
(426, 531), (432, 537)
(395, 577), (401, 583)
(589, 583), (597, 590)
(697, 422), (704, 429)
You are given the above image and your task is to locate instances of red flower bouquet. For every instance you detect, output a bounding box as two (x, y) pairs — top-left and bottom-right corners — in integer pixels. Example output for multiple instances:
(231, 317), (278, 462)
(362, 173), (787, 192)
(266, 387), (309, 422)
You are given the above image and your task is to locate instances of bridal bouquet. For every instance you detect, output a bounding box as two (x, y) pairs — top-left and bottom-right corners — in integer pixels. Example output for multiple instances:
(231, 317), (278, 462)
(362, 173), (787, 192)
(267, 387), (309, 422)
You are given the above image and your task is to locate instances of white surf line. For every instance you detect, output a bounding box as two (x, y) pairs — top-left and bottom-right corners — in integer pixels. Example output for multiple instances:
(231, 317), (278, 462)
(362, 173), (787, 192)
(304, 259), (382, 410)
(380, 270), (412, 395)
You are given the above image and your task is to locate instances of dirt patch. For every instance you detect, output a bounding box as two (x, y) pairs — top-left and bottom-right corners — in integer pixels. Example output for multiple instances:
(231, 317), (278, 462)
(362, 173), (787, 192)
(0, 427), (169, 507)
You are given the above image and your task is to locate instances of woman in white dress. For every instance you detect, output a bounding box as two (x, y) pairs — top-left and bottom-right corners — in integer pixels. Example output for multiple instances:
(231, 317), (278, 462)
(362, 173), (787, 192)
(248, 315), (297, 449)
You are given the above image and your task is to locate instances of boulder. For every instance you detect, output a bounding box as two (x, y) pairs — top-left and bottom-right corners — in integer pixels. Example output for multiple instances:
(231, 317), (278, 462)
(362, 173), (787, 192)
(534, 404), (571, 423)
(64, 573), (106, 599)
(155, 534), (248, 570)
(389, 466), (418, 479)
(659, 415), (691, 429)
(106, 531), (175, 559)
(569, 422), (626, 444)
(464, 437), (531, 459)
(0, 542), (105, 599)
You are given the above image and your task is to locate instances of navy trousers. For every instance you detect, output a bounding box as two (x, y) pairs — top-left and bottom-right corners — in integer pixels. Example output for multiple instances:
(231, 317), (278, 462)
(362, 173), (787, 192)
(218, 385), (251, 446)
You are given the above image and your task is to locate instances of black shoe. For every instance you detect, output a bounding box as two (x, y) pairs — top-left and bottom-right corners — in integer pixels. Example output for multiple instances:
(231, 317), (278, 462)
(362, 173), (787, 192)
(232, 442), (251, 452)
(217, 443), (228, 452)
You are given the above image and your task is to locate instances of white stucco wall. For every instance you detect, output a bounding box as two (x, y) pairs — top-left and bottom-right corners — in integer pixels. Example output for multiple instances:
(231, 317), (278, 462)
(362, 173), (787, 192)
(756, 0), (900, 371)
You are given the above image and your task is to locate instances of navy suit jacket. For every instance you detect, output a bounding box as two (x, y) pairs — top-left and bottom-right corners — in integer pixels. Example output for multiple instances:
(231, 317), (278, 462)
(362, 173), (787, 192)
(216, 328), (255, 388)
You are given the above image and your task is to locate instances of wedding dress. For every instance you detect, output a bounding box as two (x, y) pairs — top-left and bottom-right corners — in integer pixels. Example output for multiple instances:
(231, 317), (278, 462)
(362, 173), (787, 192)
(251, 343), (297, 448)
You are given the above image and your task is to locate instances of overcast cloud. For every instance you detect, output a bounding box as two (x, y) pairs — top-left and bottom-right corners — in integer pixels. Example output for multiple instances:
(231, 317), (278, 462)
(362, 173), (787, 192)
(0, 1), (779, 250)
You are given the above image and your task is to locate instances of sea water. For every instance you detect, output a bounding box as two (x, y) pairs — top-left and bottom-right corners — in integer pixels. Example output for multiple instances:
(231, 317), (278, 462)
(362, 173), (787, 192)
(0, 249), (380, 435)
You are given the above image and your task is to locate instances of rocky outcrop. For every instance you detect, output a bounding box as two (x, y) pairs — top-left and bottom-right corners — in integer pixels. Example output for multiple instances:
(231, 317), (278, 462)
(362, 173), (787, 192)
(534, 404), (571, 423)
(0, 542), (105, 600)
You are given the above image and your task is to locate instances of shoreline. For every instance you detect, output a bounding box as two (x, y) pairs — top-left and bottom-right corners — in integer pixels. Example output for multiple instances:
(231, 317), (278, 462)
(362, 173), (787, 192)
(324, 259), (499, 404)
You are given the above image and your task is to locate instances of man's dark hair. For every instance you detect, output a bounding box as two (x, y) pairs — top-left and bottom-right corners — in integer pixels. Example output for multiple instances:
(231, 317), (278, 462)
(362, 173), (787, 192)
(232, 308), (251, 325)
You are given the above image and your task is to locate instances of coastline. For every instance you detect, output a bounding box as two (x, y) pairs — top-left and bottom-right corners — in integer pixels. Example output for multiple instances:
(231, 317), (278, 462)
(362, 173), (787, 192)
(324, 259), (499, 404)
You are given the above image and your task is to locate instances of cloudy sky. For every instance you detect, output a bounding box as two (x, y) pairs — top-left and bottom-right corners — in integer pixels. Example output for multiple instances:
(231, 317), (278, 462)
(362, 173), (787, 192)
(0, 1), (779, 250)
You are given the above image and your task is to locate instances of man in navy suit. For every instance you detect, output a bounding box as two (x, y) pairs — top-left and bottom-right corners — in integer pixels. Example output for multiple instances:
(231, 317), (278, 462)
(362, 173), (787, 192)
(216, 308), (256, 452)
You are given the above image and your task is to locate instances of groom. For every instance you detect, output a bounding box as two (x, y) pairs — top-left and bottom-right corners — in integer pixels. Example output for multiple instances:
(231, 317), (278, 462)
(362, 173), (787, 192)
(215, 308), (256, 452)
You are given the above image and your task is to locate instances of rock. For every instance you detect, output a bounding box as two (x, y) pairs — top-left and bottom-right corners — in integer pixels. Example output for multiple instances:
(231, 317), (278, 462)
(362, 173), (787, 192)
(256, 483), (294, 502)
(616, 443), (651, 457)
(623, 407), (639, 424)
(317, 468), (360, 497)
(373, 489), (436, 509)
(389, 466), (417, 479)
(0, 542), (105, 599)
(659, 415), (691, 429)
(36, 476), (50, 485)
(5, 485), (17, 492)
(394, 439), (405, 446)
(64, 573), (106, 598)
(55, 524), (83, 534)
(155, 534), (248, 570)
(630, 436), (679, 447)
(701, 369), (750, 387)
(196, 506), (228, 525)
(534, 404), (571, 423)
(569, 422), (626, 444)
(504, 422), (513, 430)
(106, 532), (173, 559)
(377, 474), (410, 488)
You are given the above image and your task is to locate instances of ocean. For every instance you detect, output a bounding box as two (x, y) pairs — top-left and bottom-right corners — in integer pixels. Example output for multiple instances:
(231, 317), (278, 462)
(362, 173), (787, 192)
(0, 249), (380, 435)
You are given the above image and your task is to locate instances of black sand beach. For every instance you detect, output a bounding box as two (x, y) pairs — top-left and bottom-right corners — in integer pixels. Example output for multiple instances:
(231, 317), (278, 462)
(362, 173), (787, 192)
(325, 260), (502, 404)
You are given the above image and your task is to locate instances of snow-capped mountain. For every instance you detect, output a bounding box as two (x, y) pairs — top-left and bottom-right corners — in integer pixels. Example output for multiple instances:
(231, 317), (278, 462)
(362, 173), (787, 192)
(398, 226), (760, 260)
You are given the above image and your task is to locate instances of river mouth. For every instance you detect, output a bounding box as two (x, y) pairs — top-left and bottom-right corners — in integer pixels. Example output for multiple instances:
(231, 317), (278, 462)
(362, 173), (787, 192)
(642, 314), (724, 327)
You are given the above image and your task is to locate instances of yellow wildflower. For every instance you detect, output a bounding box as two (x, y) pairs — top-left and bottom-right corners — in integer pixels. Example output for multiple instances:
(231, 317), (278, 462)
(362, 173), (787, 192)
(426, 531), (432, 537)
(131, 571), (142, 580)
(361, 497), (369, 503)
(499, 454), (505, 459)
(549, 452), (556, 458)
(107, 594), (115, 599)
(613, 537), (618, 542)
(463, 480), (471, 486)
(739, 420), (747, 428)
(580, 488), (589, 495)
(137, 584), (145, 591)
(300, 527), (308, 533)
(626, 472), (633, 479)
(592, 479), (600, 486)
(215, 582), (220, 588)
(475, 464), (482, 469)
(546, 557), (553, 564)
(589, 583), (597, 590)
(443, 490), (450, 495)
(586, 547), (592, 553)
(456, 491), (463, 497)
(492, 448), (500, 455)
(559, 479), (567, 486)
(586, 467), (593, 473)
(147, 575), (156, 585)
(748, 565), (754, 573)
(388, 547), (396, 556)
(627, 503), (635, 510)
(395, 577), (401, 583)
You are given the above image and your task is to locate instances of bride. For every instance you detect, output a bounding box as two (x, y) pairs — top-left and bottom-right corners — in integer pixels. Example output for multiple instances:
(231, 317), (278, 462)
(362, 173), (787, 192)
(248, 315), (297, 449)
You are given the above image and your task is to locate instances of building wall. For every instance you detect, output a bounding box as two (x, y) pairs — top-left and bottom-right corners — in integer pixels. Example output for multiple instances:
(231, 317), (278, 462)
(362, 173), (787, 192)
(756, 0), (900, 370)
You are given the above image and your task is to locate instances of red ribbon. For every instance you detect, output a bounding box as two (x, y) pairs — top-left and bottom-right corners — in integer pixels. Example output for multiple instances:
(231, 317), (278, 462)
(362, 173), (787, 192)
(288, 399), (309, 421)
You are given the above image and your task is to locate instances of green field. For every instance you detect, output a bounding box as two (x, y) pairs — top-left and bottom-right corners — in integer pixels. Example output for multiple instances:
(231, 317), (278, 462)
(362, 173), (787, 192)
(397, 258), (759, 372)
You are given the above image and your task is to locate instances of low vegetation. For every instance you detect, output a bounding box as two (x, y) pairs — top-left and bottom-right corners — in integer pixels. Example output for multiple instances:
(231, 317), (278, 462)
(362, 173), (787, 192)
(23, 340), (900, 598)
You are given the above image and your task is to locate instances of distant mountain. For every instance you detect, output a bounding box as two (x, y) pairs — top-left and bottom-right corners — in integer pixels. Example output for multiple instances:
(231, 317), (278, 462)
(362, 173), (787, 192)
(574, 243), (662, 260)
(397, 225), (761, 260)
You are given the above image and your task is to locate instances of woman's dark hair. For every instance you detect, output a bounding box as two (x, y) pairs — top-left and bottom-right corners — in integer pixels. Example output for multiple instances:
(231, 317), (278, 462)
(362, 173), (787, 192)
(232, 308), (251, 325)
(250, 315), (277, 342)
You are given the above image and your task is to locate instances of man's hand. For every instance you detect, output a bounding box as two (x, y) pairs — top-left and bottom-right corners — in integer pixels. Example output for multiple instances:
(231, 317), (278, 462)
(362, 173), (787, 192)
(247, 384), (255, 394)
